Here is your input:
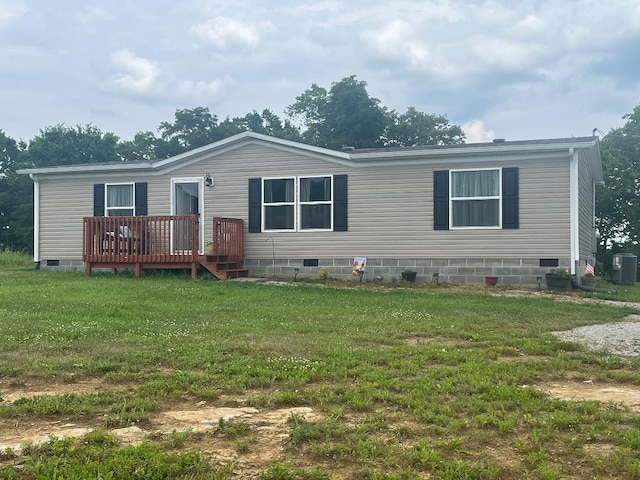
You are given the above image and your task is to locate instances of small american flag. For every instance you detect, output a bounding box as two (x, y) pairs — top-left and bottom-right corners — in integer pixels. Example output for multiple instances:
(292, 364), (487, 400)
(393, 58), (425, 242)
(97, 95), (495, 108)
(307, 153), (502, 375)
(585, 257), (595, 275)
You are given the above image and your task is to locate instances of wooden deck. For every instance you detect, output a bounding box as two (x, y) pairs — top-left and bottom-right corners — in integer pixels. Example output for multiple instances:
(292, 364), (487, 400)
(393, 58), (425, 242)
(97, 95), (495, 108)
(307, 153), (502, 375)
(83, 216), (248, 280)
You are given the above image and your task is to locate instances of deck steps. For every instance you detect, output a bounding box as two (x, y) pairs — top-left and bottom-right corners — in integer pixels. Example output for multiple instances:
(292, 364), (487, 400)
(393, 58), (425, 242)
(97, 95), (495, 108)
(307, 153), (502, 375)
(198, 254), (249, 280)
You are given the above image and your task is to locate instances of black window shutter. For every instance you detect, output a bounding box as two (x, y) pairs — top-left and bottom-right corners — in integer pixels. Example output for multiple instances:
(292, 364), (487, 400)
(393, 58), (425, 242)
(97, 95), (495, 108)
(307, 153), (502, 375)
(502, 167), (519, 229)
(135, 182), (148, 216)
(93, 184), (105, 217)
(248, 177), (262, 233)
(433, 170), (449, 230)
(333, 174), (348, 231)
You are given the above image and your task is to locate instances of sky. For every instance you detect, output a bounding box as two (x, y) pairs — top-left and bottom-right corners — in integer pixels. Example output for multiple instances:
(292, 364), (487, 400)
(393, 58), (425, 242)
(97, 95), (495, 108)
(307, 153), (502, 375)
(1, 0), (639, 145)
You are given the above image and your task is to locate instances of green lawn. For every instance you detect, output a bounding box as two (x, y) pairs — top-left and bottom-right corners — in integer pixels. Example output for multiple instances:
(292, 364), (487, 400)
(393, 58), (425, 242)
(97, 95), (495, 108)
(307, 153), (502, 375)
(0, 269), (639, 479)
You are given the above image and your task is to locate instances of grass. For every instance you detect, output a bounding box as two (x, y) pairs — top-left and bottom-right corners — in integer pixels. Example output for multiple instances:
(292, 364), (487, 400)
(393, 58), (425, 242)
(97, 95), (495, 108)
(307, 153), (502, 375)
(0, 249), (33, 268)
(0, 269), (639, 478)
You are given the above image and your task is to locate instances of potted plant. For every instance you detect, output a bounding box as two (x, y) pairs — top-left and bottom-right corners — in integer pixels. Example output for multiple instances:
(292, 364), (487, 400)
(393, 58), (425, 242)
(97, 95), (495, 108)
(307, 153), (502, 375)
(484, 276), (498, 286)
(401, 270), (417, 283)
(545, 267), (571, 291)
(581, 272), (597, 287)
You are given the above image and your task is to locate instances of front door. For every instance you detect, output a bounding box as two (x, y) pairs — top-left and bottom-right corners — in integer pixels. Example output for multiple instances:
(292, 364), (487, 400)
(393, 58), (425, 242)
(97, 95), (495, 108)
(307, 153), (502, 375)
(171, 178), (204, 253)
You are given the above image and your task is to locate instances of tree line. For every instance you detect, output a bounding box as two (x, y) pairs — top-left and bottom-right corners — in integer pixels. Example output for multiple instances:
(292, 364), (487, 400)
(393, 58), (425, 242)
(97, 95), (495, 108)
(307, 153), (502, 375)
(0, 76), (638, 278)
(0, 76), (464, 252)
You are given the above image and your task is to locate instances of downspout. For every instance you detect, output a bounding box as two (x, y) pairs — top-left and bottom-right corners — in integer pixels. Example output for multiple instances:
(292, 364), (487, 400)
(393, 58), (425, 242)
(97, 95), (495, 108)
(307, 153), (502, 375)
(592, 180), (597, 256)
(569, 148), (579, 275)
(29, 174), (40, 266)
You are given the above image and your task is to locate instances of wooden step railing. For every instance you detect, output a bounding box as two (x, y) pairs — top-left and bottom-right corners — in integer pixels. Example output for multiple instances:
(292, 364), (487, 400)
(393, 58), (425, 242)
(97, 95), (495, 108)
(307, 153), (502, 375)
(210, 217), (244, 262)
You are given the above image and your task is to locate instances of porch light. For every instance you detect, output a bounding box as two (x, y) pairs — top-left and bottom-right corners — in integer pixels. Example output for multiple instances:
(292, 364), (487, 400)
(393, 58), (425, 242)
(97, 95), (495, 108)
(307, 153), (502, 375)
(205, 173), (213, 187)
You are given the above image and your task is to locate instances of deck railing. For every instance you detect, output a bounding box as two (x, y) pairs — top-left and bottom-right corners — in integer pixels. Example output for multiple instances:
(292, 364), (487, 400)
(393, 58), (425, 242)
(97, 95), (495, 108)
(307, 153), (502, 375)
(211, 217), (244, 262)
(83, 215), (199, 264)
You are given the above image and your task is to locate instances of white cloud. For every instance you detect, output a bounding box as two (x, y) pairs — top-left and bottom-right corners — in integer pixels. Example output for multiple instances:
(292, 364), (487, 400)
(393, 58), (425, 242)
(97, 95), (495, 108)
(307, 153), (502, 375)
(362, 19), (463, 81)
(0, 1), (27, 20)
(177, 76), (234, 99)
(363, 20), (431, 69)
(475, 0), (516, 23)
(515, 14), (544, 33)
(2, 1), (640, 144)
(472, 36), (542, 71)
(193, 16), (273, 50)
(462, 120), (495, 143)
(103, 50), (163, 96)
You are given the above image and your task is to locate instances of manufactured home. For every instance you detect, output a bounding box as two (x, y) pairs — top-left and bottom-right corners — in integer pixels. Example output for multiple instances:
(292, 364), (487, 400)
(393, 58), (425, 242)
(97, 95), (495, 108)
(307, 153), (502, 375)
(18, 132), (602, 285)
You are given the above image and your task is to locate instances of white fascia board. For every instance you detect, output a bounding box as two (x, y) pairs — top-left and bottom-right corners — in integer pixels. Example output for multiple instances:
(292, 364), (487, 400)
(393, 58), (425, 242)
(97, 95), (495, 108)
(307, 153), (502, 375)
(17, 162), (154, 175)
(16, 131), (352, 175)
(16, 134), (600, 176)
(350, 139), (598, 162)
(152, 131), (351, 168)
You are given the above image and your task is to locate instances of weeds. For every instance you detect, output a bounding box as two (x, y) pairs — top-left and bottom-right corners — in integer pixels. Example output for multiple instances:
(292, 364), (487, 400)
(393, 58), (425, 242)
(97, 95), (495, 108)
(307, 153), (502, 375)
(0, 250), (33, 268)
(215, 417), (252, 438)
(0, 270), (639, 478)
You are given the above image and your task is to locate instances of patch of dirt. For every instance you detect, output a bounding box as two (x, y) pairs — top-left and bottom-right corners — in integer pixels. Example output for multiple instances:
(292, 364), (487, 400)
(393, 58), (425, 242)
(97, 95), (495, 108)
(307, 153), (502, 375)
(404, 336), (461, 347)
(0, 377), (129, 404)
(0, 379), (323, 477)
(536, 380), (640, 411)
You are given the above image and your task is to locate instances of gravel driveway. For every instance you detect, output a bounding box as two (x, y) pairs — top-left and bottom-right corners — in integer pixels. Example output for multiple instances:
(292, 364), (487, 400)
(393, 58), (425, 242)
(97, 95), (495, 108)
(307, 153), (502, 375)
(553, 312), (640, 357)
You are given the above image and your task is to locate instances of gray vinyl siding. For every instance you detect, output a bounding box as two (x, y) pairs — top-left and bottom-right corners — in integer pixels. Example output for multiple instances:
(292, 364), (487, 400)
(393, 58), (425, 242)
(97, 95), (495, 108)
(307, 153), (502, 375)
(189, 144), (572, 260)
(578, 150), (596, 261)
(38, 177), (93, 260)
(36, 143), (574, 263)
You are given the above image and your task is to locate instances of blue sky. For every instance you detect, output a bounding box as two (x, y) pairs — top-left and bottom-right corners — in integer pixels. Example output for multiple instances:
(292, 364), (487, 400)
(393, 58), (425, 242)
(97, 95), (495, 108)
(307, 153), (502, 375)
(1, 0), (639, 144)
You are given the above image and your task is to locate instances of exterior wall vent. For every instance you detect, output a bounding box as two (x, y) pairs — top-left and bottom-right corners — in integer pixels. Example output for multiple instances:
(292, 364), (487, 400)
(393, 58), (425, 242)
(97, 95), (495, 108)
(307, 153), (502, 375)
(341, 146), (356, 152)
(539, 258), (559, 267)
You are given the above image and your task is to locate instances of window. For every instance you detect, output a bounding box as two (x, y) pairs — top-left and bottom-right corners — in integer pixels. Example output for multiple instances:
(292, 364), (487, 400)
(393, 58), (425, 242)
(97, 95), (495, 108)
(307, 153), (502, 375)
(249, 175), (347, 233)
(300, 176), (332, 230)
(450, 169), (500, 228)
(105, 183), (135, 217)
(434, 168), (518, 231)
(263, 178), (295, 230)
(94, 183), (147, 217)
(261, 176), (333, 231)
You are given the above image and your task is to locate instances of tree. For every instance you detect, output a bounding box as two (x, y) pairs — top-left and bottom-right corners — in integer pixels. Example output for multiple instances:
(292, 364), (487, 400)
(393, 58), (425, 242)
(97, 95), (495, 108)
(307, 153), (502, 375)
(384, 107), (465, 147)
(155, 107), (302, 158)
(287, 76), (465, 149)
(227, 108), (301, 141)
(24, 124), (120, 168)
(116, 131), (160, 161)
(156, 107), (230, 157)
(0, 130), (32, 252)
(0, 129), (20, 176)
(286, 83), (330, 146)
(596, 105), (640, 276)
(287, 76), (388, 149)
(0, 171), (32, 252)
